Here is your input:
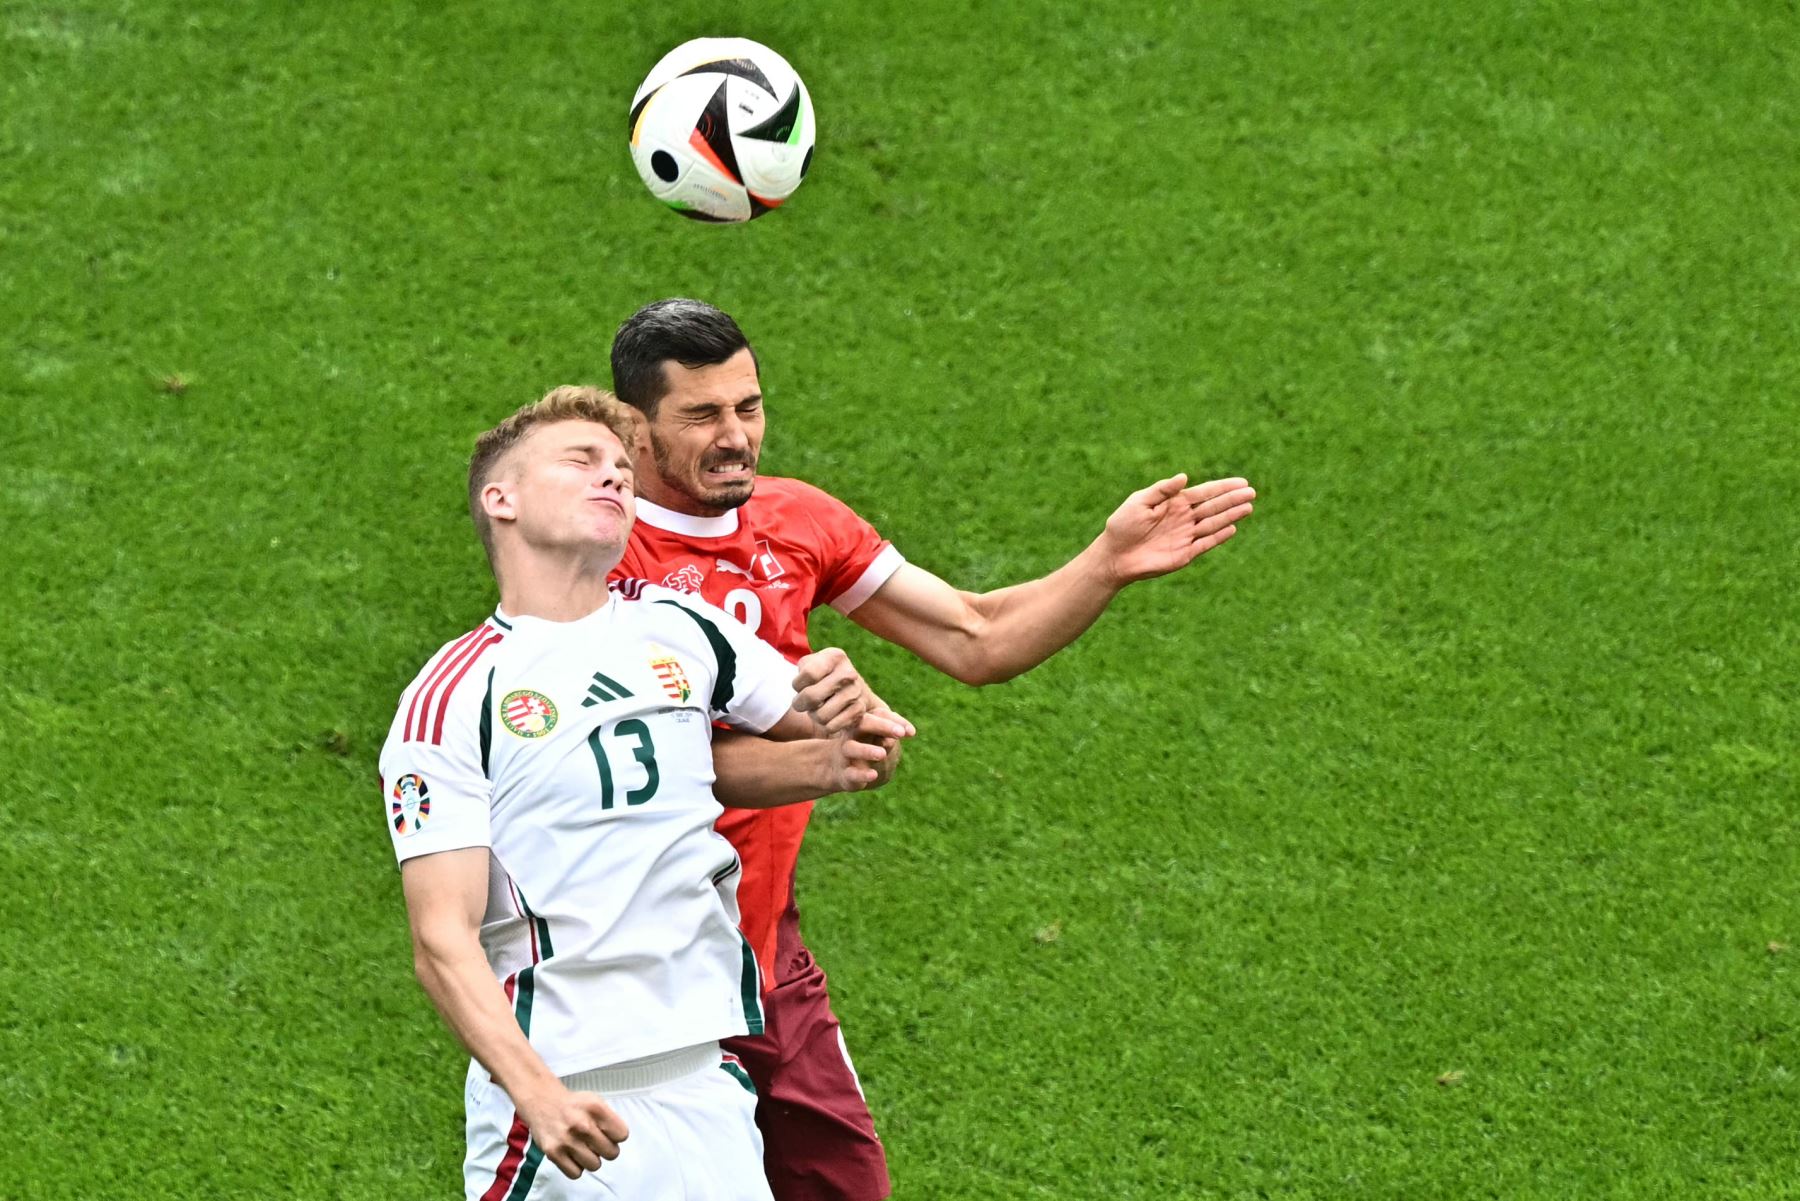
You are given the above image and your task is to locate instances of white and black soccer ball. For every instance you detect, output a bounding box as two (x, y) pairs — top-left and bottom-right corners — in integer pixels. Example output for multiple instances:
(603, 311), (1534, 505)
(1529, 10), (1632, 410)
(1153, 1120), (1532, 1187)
(628, 37), (816, 223)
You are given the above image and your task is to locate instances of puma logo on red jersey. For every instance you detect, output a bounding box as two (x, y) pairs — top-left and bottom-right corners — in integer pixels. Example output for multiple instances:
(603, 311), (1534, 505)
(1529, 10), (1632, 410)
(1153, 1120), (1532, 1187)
(712, 545), (787, 582)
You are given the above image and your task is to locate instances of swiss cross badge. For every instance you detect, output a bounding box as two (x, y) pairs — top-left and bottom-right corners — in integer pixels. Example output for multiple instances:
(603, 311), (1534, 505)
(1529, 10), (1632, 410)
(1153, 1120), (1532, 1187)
(663, 564), (705, 594)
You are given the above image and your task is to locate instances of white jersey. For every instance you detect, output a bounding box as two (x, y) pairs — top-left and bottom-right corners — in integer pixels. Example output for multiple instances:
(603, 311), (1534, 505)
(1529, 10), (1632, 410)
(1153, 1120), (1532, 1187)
(378, 583), (797, 1077)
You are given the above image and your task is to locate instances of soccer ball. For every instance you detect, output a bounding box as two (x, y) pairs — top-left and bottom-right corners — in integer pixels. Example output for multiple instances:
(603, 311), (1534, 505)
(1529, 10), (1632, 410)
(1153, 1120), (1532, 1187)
(628, 37), (816, 223)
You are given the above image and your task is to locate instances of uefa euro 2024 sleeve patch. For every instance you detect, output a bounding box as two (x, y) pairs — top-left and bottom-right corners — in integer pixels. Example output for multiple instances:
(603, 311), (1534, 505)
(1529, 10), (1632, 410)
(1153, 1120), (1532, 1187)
(500, 689), (558, 738)
(390, 773), (431, 836)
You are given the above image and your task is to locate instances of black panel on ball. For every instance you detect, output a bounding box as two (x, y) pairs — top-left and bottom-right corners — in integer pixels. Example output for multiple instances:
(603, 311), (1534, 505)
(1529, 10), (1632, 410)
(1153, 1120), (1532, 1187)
(678, 207), (734, 223)
(678, 57), (777, 99)
(694, 81), (745, 185)
(740, 86), (801, 144)
(650, 150), (680, 182)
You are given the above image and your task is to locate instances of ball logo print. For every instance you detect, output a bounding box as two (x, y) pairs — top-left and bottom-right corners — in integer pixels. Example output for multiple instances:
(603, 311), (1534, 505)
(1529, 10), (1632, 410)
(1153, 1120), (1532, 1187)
(628, 37), (816, 222)
(390, 774), (431, 837)
(500, 689), (558, 738)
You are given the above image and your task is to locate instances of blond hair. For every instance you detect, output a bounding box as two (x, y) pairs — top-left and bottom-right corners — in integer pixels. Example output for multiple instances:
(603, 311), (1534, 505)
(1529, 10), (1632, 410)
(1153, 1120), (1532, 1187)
(468, 386), (644, 563)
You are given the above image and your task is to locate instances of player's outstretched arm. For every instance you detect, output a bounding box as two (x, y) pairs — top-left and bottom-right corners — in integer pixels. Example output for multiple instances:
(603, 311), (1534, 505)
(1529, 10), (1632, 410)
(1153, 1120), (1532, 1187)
(849, 474), (1255, 686)
(402, 849), (629, 1180)
(712, 709), (910, 807)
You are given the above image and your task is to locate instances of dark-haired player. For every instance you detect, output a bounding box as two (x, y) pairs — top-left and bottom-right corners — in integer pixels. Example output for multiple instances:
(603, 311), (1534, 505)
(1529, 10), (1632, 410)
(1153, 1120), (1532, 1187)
(609, 300), (1255, 1201)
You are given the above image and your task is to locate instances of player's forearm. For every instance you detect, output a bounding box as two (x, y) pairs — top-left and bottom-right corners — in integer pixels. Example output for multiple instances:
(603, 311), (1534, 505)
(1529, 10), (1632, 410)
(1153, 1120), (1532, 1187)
(956, 540), (1123, 684)
(712, 732), (837, 807)
(412, 935), (563, 1108)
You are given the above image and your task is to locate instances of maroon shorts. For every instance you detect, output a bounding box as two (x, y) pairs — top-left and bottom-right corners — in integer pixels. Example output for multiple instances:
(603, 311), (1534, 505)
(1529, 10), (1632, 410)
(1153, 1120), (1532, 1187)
(723, 905), (891, 1201)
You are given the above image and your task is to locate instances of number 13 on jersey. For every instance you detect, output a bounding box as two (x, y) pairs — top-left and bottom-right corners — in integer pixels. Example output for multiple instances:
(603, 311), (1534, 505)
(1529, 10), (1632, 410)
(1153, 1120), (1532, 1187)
(587, 719), (660, 809)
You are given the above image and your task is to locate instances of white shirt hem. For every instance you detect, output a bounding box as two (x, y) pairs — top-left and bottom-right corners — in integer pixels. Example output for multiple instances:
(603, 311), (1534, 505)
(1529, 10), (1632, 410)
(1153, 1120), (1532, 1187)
(828, 545), (906, 615)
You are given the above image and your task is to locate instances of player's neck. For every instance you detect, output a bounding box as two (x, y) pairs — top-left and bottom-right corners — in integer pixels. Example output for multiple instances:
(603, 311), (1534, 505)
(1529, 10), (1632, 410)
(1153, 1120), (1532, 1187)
(637, 473), (734, 519)
(494, 547), (618, 623)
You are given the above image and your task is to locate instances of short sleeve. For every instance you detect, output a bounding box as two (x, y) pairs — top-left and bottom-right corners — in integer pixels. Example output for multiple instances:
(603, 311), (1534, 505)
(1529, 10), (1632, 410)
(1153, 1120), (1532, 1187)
(646, 590), (795, 734)
(804, 487), (906, 614)
(377, 665), (495, 864)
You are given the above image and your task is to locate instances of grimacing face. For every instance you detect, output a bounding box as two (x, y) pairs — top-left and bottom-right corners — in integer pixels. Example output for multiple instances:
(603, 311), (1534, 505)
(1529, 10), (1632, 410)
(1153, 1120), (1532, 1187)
(486, 420), (637, 557)
(641, 348), (765, 516)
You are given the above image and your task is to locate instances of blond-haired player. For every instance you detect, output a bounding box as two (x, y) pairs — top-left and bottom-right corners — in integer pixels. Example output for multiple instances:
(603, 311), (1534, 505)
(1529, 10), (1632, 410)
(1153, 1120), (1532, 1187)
(378, 387), (910, 1199)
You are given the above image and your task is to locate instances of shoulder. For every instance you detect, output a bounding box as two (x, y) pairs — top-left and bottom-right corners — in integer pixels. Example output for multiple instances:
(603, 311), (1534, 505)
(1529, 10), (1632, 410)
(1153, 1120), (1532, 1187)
(397, 617), (509, 699)
(753, 475), (854, 515)
(612, 579), (702, 609)
(390, 616), (508, 746)
(607, 586), (754, 688)
(608, 576), (655, 601)
(611, 582), (734, 634)
(750, 476), (878, 541)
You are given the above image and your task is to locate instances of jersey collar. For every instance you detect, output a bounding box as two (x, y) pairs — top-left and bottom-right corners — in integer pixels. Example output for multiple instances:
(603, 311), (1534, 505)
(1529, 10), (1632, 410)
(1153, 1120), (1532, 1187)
(493, 594), (617, 630)
(633, 496), (741, 538)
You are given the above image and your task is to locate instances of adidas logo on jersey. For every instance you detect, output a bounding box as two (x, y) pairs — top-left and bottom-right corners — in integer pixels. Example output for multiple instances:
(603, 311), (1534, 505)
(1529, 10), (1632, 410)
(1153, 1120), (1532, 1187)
(581, 670), (636, 708)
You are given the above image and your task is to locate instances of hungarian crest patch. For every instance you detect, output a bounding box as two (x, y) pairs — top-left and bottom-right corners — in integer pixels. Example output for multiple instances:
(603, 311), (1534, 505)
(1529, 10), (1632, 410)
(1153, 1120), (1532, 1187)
(651, 654), (693, 704)
(500, 689), (558, 738)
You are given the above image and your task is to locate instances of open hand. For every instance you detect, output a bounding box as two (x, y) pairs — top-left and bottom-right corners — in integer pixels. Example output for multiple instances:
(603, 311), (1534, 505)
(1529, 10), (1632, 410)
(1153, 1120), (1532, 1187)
(1099, 474), (1255, 584)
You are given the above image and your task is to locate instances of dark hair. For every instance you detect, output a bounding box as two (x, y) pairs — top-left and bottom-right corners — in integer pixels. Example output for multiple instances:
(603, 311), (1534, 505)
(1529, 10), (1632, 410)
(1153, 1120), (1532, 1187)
(610, 298), (759, 417)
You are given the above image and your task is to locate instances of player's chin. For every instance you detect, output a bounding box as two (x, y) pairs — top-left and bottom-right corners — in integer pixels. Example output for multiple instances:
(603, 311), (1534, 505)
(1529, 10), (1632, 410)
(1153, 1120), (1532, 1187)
(696, 476), (755, 510)
(581, 512), (632, 549)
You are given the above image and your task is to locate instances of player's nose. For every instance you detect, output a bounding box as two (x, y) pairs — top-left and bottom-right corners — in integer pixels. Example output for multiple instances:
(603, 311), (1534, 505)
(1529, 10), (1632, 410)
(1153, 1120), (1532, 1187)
(715, 412), (751, 451)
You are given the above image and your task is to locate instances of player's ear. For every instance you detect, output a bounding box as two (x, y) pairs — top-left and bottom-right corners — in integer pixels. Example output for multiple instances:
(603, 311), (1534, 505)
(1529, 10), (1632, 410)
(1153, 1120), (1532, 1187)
(481, 480), (516, 524)
(623, 408), (653, 458)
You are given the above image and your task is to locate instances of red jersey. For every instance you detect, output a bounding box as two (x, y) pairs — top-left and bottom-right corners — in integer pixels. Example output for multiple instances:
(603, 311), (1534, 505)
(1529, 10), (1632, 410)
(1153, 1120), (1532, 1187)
(612, 476), (905, 982)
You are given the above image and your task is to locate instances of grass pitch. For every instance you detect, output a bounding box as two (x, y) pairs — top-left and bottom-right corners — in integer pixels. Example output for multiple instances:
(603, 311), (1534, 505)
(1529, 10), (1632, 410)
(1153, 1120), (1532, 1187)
(4, 1), (1797, 1197)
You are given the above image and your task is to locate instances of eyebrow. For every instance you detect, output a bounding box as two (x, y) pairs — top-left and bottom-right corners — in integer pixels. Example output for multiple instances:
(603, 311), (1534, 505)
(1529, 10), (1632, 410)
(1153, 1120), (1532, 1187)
(676, 394), (762, 415)
(559, 442), (634, 468)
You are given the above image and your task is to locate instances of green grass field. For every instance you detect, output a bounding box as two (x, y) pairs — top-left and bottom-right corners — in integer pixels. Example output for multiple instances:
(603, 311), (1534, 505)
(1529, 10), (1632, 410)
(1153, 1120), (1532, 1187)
(5, 1), (1797, 1196)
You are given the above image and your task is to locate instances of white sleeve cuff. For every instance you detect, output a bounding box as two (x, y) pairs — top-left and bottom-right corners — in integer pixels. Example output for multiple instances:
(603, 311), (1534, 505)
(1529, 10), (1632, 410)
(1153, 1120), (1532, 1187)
(392, 831), (492, 865)
(828, 545), (906, 615)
